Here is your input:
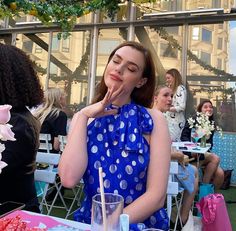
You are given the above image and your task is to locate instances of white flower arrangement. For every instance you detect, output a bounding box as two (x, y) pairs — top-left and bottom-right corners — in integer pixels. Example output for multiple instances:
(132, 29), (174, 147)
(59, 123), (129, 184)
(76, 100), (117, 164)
(187, 112), (222, 139)
(0, 105), (16, 174)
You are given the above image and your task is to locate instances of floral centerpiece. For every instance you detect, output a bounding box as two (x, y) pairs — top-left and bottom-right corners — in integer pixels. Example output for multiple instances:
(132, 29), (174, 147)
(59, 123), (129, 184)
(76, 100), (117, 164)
(0, 105), (15, 174)
(187, 112), (222, 147)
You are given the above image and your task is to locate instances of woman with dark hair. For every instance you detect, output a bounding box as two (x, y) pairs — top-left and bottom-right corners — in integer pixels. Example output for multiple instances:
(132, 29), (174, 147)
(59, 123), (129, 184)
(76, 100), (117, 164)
(59, 41), (171, 230)
(181, 100), (224, 189)
(0, 43), (44, 212)
(165, 68), (187, 141)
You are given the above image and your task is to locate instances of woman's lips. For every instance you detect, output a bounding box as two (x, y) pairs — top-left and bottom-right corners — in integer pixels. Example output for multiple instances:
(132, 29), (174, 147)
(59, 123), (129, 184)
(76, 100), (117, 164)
(110, 74), (122, 82)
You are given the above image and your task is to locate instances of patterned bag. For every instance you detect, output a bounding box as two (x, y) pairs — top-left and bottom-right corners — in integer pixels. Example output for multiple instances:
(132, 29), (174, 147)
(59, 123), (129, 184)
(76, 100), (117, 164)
(196, 193), (232, 231)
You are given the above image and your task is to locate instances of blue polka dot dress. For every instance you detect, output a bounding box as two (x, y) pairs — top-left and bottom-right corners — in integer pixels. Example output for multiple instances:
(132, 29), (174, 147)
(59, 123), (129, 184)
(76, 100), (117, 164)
(74, 102), (169, 230)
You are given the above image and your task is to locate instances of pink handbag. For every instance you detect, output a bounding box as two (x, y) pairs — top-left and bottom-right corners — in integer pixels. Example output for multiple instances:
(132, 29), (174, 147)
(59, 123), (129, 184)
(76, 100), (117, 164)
(196, 193), (232, 231)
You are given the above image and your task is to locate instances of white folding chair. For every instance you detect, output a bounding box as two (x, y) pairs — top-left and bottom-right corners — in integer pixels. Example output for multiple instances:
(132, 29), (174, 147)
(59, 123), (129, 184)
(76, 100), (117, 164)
(35, 134), (69, 215)
(39, 133), (52, 152)
(35, 152), (69, 215)
(167, 161), (184, 231)
(59, 135), (67, 152)
(59, 135), (84, 219)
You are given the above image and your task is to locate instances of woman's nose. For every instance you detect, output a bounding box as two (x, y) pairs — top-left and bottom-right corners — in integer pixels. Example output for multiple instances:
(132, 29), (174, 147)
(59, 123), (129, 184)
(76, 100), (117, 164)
(115, 64), (124, 74)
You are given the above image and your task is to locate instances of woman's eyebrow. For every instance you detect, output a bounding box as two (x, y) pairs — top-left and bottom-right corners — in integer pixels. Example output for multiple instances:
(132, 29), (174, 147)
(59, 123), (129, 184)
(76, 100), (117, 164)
(114, 54), (140, 70)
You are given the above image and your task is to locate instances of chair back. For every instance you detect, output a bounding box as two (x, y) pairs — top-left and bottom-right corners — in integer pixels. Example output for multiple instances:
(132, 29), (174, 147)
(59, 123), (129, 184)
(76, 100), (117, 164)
(59, 135), (67, 152)
(167, 161), (179, 220)
(39, 133), (52, 153)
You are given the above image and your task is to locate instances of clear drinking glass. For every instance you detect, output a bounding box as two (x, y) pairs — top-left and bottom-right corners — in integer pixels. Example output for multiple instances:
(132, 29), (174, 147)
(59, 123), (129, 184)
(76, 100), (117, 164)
(91, 193), (124, 231)
(191, 128), (200, 144)
(142, 229), (164, 231)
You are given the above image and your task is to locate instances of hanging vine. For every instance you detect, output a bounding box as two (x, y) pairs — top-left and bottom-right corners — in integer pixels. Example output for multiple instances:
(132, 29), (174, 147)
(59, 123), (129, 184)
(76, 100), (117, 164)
(152, 26), (234, 78)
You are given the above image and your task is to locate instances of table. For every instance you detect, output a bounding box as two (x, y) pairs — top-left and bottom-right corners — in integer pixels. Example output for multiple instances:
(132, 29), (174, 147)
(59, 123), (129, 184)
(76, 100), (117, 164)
(3, 210), (91, 231)
(172, 141), (211, 168)
(172, 141), (210, 154)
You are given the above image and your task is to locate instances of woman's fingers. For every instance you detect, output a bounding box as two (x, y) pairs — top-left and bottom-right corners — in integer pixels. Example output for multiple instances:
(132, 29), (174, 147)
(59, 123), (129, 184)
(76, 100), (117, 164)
(109, 85), (124, 102)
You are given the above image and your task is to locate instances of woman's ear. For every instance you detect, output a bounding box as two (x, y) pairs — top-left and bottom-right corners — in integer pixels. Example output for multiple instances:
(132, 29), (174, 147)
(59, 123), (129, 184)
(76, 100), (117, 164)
(136, 77), (147, 88)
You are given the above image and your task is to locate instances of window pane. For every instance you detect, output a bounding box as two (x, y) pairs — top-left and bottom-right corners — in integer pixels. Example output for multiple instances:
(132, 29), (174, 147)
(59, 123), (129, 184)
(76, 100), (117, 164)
(160, 43), (178, 58)
(187, 23), (236, 132)
(202, 28), (212, 43)
(201, 51), (211, 65)
(192, 27), (199, 40)
(218, 38), (223, 49)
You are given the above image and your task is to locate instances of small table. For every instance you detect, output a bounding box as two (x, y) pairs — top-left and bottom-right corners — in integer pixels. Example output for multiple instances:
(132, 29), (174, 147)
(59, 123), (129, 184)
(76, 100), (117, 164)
(172, 141), (211, 167)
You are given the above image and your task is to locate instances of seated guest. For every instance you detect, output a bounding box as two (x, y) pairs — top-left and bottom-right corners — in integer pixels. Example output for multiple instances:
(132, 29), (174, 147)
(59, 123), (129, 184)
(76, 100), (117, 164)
(181, 99), (224, 189)
(33, 88), (67, 153)
(0, 43), (44, 212)
(153, 85), (198, 227)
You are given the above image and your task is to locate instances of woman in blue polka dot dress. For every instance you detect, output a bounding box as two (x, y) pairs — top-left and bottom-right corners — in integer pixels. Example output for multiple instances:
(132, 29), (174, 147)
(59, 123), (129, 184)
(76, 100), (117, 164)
(59, 41), (171, 230)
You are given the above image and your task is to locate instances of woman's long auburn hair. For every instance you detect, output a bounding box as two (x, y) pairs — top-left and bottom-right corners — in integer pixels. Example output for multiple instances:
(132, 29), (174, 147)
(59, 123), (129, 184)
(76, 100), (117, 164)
(92, 41), (156, 108)
(166, 68), (183, 94)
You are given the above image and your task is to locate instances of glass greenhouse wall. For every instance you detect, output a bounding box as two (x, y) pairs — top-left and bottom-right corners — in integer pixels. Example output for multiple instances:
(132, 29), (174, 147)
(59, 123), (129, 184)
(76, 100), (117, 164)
(0, 0), (236, 132)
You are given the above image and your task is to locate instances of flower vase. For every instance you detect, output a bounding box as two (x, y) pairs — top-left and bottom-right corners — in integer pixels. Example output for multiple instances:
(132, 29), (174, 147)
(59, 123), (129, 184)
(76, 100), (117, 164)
(200, 135), (207, 148)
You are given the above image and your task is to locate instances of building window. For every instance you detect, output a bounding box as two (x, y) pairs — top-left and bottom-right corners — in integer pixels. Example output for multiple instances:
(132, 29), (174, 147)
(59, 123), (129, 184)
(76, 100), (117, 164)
(165, 26), (179, 35)
(160, 43), (178, 58)
(98, 40), (120, 55)
(35, 45), (42, 53)
(22, 40), (33, 53)
(217, 38), (223, 50)
(52, 36), (60, 51)
(161, 0), (182, 11)
(50, 63), (58, 75)
(202, 28), (212, 43)
(201, 51), (211, 65)
(62, 38), (70, 52)
(217, 58), (222, 69)
(192, 27), (199, 40)
(192, 50), (199, 57)
(212, 0), (221, 8)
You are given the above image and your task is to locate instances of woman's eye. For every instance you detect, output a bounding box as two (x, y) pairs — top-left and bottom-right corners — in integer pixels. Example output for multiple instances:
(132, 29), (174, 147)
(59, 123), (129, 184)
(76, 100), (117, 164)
(128, 68), (135, 72)
(113, 59), (119, 64)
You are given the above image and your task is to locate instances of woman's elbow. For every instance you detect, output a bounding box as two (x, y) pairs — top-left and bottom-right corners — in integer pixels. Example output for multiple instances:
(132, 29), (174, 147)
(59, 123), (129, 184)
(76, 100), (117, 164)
(59, 172), (78, 188)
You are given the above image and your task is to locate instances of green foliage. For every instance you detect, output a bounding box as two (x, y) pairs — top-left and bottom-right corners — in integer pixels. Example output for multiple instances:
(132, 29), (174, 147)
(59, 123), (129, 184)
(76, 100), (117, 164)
(0, 0), (123, 38)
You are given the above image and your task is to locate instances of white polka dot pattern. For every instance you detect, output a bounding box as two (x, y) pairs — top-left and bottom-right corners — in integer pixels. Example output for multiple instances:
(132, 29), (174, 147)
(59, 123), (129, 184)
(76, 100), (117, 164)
(74, 103), (168, 229)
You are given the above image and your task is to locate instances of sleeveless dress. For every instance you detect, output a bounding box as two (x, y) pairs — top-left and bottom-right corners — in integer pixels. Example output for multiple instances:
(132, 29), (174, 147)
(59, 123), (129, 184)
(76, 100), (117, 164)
(74, 102), (169, 230)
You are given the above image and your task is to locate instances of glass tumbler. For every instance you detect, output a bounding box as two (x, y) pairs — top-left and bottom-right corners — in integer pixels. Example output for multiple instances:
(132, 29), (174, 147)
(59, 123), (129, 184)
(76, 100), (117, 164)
(91, 193), (124, 231)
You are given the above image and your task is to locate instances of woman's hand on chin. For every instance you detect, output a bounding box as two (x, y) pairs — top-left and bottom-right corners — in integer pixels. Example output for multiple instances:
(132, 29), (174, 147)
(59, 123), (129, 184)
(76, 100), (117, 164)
(81, 85), (124, 118)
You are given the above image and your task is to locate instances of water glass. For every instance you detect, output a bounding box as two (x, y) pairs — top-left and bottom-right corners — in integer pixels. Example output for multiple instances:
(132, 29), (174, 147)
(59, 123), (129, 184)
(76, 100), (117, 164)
(142, 229), (164, 231)
(91, 193), (124, 231)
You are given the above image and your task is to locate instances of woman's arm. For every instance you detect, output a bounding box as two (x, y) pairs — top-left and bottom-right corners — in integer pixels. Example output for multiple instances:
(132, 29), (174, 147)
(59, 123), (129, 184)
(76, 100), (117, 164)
(59, 86), (123, 188)
(123, 109), (171, 223)
(58, 111), (89, 188)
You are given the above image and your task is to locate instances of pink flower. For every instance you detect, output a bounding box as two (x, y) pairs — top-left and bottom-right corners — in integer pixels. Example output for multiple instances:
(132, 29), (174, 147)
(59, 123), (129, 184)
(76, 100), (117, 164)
(0, 153), (7, 174)
(0, 124), (16, 141)
(0, 105), (12, 124)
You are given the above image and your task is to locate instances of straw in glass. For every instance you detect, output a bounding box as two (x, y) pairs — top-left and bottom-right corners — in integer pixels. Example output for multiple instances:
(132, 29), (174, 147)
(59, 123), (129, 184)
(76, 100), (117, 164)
(98, 167), (107, 231)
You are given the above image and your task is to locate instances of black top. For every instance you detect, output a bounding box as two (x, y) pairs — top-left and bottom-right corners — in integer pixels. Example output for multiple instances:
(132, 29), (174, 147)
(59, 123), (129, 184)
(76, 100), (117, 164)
(0, 107), (40, 211)
(40, 110), (67, 153)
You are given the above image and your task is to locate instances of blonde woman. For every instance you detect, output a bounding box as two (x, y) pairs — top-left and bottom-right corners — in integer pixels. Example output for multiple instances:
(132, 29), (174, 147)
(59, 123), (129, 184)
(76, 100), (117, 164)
(34, 88), (67, 153)
(153, 85), (198, 228)
(165, 68), (187, 141)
